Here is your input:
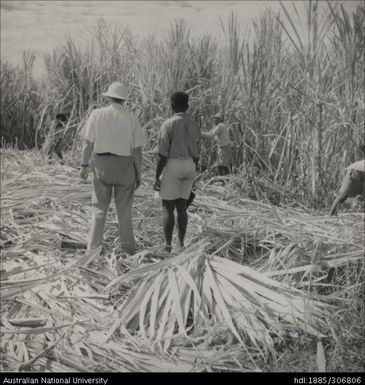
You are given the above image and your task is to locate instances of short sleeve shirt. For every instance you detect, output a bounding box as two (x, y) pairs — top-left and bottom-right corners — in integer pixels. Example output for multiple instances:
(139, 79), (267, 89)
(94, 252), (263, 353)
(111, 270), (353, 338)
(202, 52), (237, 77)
(83, 103), (146, 156)
(158, 113), (200, 160)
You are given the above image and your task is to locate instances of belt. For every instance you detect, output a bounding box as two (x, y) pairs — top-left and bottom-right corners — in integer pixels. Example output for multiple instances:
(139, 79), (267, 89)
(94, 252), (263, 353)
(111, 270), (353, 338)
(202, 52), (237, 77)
(170, 156), (193, 160)
(96, 152), (119, 156)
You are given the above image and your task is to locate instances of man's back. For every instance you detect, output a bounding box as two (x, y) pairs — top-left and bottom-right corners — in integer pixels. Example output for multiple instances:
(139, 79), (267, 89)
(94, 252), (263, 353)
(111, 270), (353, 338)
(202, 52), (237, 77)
(158, 113), (200, 160)
(84, 103), (144, 156)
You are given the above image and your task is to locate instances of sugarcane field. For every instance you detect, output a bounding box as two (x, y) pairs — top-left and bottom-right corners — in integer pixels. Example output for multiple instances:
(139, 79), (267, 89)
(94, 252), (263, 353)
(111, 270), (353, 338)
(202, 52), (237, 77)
(1, 0), (364, 376)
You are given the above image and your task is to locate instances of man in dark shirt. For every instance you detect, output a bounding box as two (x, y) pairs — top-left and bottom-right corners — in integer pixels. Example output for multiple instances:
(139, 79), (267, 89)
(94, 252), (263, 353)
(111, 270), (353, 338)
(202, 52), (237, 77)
(154, 92), (200, 253)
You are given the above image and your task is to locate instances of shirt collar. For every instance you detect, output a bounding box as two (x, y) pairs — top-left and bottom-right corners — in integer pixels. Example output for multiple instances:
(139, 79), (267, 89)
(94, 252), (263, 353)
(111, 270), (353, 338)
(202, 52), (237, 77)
(110, 102), (124, 110)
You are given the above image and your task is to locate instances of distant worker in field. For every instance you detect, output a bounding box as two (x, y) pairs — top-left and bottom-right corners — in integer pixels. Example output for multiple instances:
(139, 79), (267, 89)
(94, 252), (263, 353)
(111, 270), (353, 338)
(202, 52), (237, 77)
(200, 112), (232, 176)
(80, 82), (146, 255)
(47, 113), (67, 163)
(330, 159), (364, 215)
(154, 92), (200, 253)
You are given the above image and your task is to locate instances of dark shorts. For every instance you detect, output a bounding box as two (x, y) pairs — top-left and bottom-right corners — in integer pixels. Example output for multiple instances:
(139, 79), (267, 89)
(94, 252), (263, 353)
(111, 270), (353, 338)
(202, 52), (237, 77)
(338, 169), (364, 198)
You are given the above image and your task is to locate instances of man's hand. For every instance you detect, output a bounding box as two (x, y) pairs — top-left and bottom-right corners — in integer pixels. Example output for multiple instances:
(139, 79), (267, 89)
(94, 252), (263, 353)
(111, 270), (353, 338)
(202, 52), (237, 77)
(154, 179), (161, 191)
(80, 166), (89, 180)
(133, 147), (143, 190)
(194, 158), (199, 172)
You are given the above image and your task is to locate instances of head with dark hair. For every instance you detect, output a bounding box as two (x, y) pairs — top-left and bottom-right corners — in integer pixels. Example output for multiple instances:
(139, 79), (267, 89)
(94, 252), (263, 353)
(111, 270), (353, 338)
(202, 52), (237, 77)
(171, 91), (189, 113)
(56, 113), (67, 123)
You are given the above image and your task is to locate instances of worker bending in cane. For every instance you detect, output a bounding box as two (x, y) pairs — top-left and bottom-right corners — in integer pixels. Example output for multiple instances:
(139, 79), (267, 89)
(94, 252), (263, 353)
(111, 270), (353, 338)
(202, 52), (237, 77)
(201, 112), (232, 175)
(154, 92), (200, 253)
(47, 113), (67, 163)
(80, 82), (146, 255)
(330, 159), (364, 215)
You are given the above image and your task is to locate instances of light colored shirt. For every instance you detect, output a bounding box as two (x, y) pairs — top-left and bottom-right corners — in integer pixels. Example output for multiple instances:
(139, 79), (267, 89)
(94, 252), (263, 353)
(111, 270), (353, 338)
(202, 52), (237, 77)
(158, 113), (200, 160)
(83, 102), (146, 156)
(201, 122), (231, 147)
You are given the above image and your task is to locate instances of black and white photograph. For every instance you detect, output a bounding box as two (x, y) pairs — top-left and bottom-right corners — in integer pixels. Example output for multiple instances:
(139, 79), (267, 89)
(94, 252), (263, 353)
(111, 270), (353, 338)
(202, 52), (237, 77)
(0, 0), (364, 377)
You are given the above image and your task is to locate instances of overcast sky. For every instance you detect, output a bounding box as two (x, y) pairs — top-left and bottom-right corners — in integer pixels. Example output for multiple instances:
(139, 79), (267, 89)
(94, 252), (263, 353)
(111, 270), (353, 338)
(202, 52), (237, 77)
(1, 0), (362, 76)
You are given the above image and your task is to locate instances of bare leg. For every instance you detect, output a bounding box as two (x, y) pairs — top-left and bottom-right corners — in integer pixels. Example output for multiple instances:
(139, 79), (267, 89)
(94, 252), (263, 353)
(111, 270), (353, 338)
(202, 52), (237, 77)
(330, 196), (347, 216)
(222, 166), (229, 175)
(162, 200), (176, 252)
(217, 166), (224, 176)
(176, 198), (188, 248)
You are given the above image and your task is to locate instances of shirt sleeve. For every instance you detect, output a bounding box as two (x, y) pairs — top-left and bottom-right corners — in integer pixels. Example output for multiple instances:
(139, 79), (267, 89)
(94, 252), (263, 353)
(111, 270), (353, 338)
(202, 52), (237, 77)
(212, 123), (224, 137)
(158, 121), (171, 157)
(132, 115), (147, 148)
(83, 111), (97, 143)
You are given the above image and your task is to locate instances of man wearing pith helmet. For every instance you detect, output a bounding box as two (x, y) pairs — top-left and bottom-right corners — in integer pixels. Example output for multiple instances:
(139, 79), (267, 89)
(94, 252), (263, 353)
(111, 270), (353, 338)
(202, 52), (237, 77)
(201, 112), (232, 175)
(80, 82), (146, 255)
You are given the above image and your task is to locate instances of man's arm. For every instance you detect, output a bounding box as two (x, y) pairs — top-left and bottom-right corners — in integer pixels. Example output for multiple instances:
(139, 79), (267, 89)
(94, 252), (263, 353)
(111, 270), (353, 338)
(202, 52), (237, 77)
(131, 114), (147, 189)
(153, 121), (171, 190)
(80, 110), (96, 168)
(80, 140), (94, 180)
(154, 154), (167, 191)
(201, 131), (214, 140)
(133, 146), (143, 189)
(202, 123), (224, 140)
(155, 155), (167, 181)
(81, 140), (94, 165)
